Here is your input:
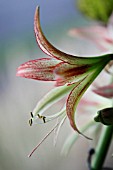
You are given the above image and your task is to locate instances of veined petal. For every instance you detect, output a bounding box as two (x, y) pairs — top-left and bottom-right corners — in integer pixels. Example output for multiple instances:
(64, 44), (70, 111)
(16, 58), (60, 81)
(34, 6), (107, 65)
(55, 62), (91, 77)
(54, 62), (96, 86)
(93, 83), (113, 98)
(66, 59), (109, 137)
(66, 76), (89, 134)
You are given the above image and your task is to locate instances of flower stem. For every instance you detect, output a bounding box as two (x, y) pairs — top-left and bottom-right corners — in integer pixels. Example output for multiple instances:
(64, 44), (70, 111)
(91, 125), (113, 170)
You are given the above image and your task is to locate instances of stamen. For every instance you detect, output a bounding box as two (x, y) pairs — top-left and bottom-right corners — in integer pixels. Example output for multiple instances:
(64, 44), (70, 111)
(30, 112), (33, 118)
(29, 119), (33, 126)
(37, 114), (46, 123)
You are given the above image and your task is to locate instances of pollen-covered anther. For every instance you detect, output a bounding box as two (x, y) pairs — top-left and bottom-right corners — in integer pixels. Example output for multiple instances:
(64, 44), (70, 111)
(37, 114), (46, 123)
(29, 119), (33, 126)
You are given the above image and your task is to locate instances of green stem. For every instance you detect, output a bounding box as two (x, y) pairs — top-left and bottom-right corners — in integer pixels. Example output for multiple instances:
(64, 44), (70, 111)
(91, 125), (113, 170)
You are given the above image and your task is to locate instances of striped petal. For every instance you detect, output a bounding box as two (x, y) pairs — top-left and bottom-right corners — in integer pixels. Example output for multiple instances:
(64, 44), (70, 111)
(54, 62), (92, 86)
(66, 76), (89, 136)
(55, 62), (91, 77)
(66, 60), (108, 137)
(16, 58), (59, 81)
(93, 83), (113, 98)
(34, 6), (106, 65)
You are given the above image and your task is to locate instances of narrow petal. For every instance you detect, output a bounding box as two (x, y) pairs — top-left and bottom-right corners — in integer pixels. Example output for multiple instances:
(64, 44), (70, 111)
(66, 58), (112, 135)
(32, 83), (75, 117)
(54, 62), (93, 86)
(93, 83), (113, 98)
(66, 76), (89, 134)
(34, 6), (106, 65)
(16, 58), (59, 81)
(55, 62), (91, 77)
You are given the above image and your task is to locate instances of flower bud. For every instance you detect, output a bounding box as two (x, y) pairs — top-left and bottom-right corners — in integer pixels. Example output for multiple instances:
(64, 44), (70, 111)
(94, 107), (113, 125)
(77, 0), (113, 24)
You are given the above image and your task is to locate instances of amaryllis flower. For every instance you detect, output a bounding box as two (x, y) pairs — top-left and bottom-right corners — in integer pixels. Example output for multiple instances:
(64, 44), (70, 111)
(16, 6), (112, 139)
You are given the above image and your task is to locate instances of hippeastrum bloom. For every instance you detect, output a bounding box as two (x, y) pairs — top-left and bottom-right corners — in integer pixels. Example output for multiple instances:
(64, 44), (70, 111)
(16, 6), (112, 139)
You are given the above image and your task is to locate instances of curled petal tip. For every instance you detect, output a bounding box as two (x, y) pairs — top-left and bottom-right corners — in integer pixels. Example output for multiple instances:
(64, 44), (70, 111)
(16, 67), (24, 77)
(35, 6), (40, 16)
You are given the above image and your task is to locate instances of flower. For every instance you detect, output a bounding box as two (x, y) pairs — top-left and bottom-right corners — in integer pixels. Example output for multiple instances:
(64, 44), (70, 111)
(16, 6), (112, 139)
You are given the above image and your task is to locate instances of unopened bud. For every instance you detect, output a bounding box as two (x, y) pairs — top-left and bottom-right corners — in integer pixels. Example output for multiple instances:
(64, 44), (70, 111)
(94, 107), (113, 125)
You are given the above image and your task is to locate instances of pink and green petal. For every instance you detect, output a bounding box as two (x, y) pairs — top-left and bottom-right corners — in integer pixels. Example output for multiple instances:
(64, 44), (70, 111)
(54, 62), (96, 86)
(16, 58), (60, 81)
(17, 58), (59, 69)
(54, 62), (91, 77)
(34, 6), (107, 65)
(66, 76), (89, 135)
(66, 60), (109, 137)
(93, 83), (113, 98)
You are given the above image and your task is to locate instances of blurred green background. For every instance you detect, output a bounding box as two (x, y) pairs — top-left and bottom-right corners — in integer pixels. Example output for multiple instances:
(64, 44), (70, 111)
(0, 0), (113, 170)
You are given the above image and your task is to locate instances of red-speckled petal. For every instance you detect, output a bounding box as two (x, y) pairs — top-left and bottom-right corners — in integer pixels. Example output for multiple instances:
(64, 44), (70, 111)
(34, 6), (105, 65)
(54, 62), (91, 86)
(16, 58), (59, 81)
(93, 83), (113, 98)
(55, 62), (90, 77)
(66, 75), (93, 139)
